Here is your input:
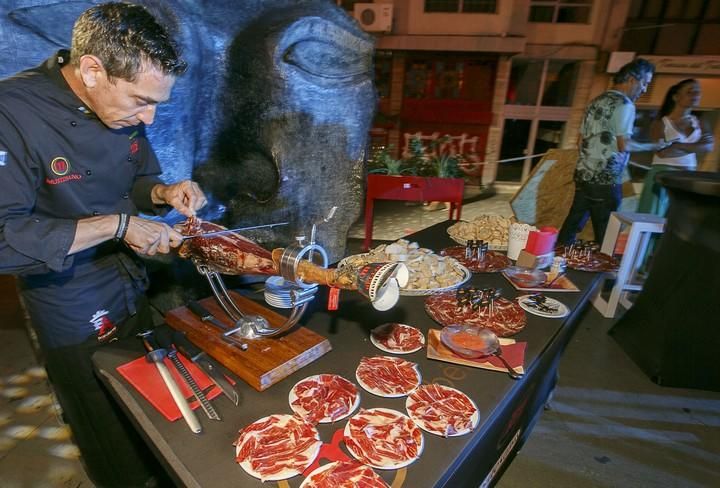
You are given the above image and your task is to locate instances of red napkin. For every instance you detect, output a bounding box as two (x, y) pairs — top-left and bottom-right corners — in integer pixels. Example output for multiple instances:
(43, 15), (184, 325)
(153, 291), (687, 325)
(468, 341), (526, 370)
(117, 353), (222, 421)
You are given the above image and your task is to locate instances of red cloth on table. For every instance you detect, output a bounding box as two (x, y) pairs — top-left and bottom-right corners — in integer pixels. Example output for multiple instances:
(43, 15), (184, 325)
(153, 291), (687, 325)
(117, 353), (221, 421)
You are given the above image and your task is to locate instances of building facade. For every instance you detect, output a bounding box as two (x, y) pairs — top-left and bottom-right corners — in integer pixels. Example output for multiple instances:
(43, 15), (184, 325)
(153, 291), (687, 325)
(340, 0), (720, 184)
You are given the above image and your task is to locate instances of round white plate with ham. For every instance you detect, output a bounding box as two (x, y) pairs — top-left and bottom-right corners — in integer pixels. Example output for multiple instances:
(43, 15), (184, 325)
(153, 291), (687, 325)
(344, 408), (424, 470)
(405, 384), (479, 437)
(300, 460), (389, 488)
(289, 374), (360, 424)
(234, 414), (321, 482)
(370, 323), (425, 354)
(355, 356), (421, 397)
(425, 292), (527, 337)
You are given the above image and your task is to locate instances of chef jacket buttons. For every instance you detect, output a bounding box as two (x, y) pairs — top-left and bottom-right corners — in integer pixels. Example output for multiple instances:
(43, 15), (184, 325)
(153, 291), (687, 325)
(127, 156), (133, 162)
(92, 211), (100, 216)
(86, 169), (92, 176)
(70, 121), (77, 127)
(34, 218), (40, 223)
(122, 193), (129, 199)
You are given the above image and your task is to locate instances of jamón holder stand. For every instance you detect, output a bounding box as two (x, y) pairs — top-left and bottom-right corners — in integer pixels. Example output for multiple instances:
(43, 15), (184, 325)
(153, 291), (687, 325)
(194, 229), (329, 342)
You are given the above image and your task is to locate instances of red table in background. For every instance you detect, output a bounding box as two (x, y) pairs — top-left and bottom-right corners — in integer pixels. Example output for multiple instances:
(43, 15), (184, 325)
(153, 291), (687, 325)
(363, 174), (464, 250)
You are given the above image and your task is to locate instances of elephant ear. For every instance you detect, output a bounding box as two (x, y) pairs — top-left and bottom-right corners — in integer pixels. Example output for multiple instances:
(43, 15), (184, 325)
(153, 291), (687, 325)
(8, 1), (97, 47)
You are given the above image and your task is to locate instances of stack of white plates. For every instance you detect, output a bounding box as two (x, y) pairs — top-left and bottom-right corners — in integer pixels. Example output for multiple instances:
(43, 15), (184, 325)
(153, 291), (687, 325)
(264, 276), (318, 309)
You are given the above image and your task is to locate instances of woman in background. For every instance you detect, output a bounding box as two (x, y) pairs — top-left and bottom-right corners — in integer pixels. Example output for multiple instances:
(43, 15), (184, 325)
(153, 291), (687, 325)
(637, 79), (714, 215)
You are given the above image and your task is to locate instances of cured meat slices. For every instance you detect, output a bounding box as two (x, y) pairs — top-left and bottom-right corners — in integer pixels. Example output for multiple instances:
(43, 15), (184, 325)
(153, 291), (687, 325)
(405, 384), (479, 437)
(344, 408), (424, 470)
(370, 323), (425, 354)
(355, 356), (421, 397)
(289, 374), (360, 424)
(561, 251), (619, 272)
(234, 414), (321, 482)
(300, 460), (389, 488)
(440, 247), (511, 273)
(425, 292), (526, 337)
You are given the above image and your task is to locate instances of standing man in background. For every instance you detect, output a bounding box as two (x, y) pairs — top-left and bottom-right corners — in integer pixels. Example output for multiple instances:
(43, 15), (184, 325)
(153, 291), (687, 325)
(558, 58), (669, 245)
(0, 3), (206, 486)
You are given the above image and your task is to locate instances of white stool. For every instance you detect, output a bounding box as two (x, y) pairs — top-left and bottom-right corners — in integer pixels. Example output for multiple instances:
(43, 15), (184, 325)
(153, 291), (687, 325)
(592, 212), (666, 318)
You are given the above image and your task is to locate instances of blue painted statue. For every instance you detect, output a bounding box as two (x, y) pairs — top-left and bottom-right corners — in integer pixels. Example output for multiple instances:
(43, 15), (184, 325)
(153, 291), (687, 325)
(0, 0), (376, 261)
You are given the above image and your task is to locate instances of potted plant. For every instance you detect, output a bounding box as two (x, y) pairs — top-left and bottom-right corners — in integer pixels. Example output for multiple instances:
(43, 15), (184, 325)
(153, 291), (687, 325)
(363, 136), (466, 249)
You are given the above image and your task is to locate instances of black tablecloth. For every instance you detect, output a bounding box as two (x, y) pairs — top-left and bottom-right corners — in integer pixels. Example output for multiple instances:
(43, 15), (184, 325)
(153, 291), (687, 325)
(94, 221), (601, 487)
(610, 172), (720, 391)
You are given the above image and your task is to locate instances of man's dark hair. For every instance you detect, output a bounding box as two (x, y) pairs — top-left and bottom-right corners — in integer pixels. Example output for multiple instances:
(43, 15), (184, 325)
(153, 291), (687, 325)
(70, 2), (187, 82)
(613, 58), (655, 85)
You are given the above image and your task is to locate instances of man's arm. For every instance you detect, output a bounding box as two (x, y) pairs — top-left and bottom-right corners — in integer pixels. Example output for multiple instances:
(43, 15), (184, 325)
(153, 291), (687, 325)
(616, 135), (669, 153)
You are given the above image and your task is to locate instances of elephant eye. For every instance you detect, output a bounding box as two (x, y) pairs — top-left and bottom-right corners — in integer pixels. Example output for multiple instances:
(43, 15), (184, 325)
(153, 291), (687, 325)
(283, 39), (372, 81)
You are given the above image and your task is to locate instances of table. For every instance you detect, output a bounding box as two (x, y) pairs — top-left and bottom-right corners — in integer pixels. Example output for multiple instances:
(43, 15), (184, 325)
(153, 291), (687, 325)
(363, 175), (464, 251)
(94, 221), (601, 487)
(609, 171), (720, 391)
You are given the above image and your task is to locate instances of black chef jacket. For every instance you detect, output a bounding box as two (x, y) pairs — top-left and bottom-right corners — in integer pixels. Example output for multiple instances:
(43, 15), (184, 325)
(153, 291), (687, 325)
(0, 51), (165, 349)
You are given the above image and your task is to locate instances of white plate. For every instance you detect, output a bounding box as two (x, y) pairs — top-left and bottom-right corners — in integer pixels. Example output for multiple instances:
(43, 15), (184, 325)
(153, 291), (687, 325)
(288, 374), (360, 424)
(370, 323), (425, 354)
(339, 254), (472, 297)
(405, 384), (479, 437)
(517, 295), (569, 318)
(343, 408), (424, 470)
(399, 263), (472, 296)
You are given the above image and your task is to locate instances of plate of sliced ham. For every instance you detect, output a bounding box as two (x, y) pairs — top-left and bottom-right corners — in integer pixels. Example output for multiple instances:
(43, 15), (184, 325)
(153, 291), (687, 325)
(355, 356), (421, 397)
(425, 292), (527, 337)
(344, 408), (424, 470)
(370, 323), (425, 354)
(300, 460), (389, 488)
(440, 247), (512, 273)
(289, 374), (360, 424)
(405, 384), (479, 437)
(234, 414), (321, 482)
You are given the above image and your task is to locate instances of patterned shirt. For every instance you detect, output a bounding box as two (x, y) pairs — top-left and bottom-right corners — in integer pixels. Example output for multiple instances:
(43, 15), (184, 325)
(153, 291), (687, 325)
(575, 90), (635, 185)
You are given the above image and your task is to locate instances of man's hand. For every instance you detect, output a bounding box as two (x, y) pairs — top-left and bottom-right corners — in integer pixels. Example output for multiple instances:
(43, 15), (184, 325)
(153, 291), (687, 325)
(152, 180), (207, 217)
(124, 216), (184, 256)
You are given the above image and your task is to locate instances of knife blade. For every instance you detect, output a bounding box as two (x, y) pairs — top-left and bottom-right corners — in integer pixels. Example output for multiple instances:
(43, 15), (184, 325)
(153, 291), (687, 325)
(173, 330), (240, 406)
(182, 221), (288, 240)
(137, 331), (201, 434)
(166, 348), (221, 421)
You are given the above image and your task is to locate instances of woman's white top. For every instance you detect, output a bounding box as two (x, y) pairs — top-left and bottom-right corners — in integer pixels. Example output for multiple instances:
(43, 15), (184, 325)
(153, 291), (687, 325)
(652, 115), (702, 169)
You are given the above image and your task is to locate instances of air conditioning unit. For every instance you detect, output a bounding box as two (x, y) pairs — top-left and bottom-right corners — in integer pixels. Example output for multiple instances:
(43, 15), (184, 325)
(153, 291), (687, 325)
(353, 3), (393, 33)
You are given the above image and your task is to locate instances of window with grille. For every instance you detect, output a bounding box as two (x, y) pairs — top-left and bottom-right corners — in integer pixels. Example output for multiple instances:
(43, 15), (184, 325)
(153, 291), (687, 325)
(529, 0), (593, 23)
(424, 0), (497, 13)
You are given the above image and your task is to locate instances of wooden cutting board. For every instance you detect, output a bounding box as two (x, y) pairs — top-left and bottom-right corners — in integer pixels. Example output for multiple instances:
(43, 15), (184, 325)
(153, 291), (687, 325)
(165, 292), (331, 391)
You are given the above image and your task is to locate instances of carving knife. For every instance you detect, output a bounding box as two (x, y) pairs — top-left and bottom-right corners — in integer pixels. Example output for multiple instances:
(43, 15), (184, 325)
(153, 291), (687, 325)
(137, 331), (201, 434)
(173, 330), (240, 406)
(182, 221), (288, 240)
(166, 347), (221, 421)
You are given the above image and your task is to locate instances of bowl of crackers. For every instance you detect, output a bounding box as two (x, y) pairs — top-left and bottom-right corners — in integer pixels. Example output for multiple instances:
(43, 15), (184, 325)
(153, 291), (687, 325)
(447, 215), (516, 250)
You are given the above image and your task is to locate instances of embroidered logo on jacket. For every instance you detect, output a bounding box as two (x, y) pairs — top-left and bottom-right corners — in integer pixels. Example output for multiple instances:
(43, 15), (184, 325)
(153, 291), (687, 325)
(46, 156), (82, 185)
(90, 309), (118, 343)
(50, 157), (70, 175)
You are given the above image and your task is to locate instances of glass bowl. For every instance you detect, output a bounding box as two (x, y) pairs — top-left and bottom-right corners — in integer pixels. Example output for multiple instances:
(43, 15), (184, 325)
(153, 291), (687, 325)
(503, 266), (546, 288)
(440, 325), (496, 359)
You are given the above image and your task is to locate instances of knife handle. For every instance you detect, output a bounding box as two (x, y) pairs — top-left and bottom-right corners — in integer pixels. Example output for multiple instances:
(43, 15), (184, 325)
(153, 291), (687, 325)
(173, 330), (204, 362)
(188, 300), (212, 322)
